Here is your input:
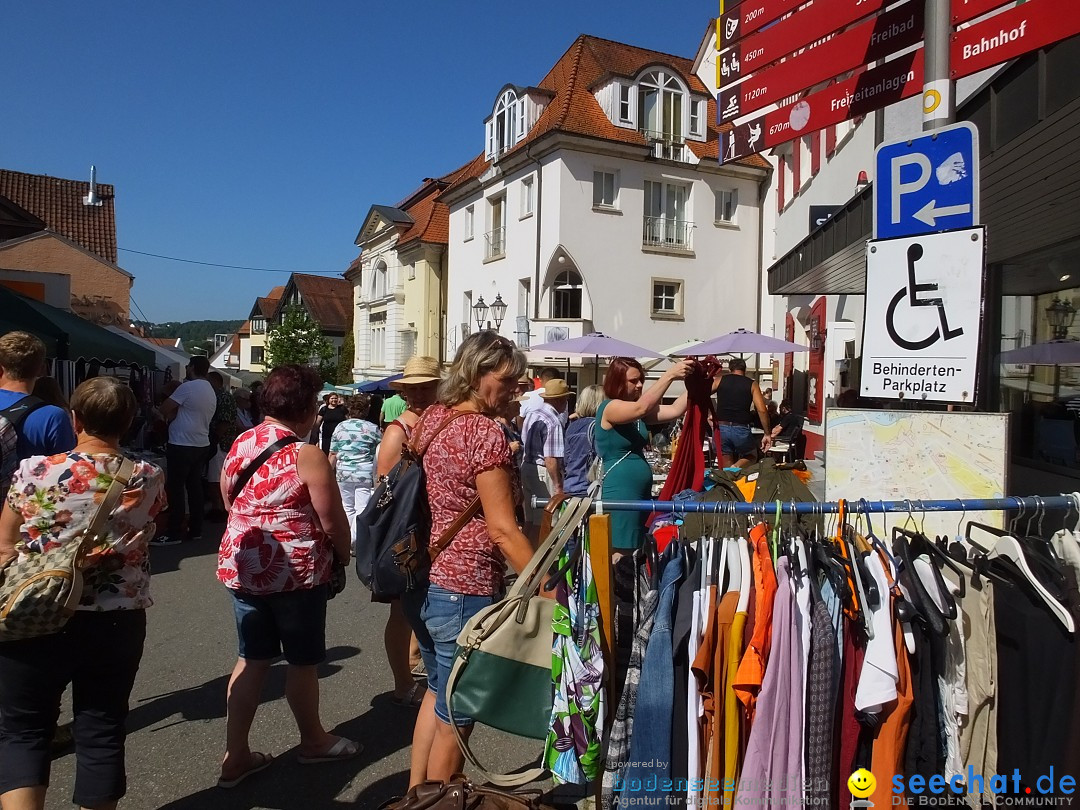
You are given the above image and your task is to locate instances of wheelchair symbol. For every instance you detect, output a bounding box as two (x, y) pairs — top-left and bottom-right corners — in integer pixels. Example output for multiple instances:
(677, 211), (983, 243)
(886, 243), (964, 351)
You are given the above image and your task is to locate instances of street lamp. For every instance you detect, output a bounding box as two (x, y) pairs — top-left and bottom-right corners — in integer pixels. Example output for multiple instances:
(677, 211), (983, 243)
(1046, 297), (1077, 340)
(808, 319), (826, 352)
(472, 296), (489, 331)
(490, 294), (508, 330)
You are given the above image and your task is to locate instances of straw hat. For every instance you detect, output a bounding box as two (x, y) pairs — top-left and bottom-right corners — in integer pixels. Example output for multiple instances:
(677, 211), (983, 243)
(540, 379), (573, 399)
(390, 356), (441, 389)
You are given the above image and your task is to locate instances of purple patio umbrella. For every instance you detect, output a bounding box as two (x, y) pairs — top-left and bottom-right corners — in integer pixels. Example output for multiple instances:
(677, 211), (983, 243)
(998, 339), (1080, 365)
(527, 331), (665, 359)
(674, 328), (809, 356)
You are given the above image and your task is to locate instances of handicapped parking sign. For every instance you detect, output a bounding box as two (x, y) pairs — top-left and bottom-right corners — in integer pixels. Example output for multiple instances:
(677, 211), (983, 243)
(874, 122), (979, 239)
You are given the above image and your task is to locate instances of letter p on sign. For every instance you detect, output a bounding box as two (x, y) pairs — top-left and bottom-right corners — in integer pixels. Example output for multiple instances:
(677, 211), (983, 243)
(891, 153), (931, 225)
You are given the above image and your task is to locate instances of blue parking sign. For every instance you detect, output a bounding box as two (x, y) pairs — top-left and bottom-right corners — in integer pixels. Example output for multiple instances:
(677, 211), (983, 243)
(874, 122), (979, 240)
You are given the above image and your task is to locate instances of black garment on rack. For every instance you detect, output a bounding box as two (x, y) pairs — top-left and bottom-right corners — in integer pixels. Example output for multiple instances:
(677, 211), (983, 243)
(994, 573), (1078, 796)
(902, 620), (945, 781)
(804, 582), (840, 804)
(669, 545), (700, 807)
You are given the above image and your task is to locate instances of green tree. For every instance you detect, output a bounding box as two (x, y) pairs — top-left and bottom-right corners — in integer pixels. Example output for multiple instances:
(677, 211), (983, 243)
(337, 306), (355, 385)
(265, 305), (336, 380)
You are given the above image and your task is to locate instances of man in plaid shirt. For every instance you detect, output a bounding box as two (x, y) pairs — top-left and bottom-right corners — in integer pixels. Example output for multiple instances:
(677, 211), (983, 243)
(520, 379), (572, 539)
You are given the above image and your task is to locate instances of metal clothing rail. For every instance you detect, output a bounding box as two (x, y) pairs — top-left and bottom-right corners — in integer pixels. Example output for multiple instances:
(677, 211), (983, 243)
(534, 495), (1080, 515)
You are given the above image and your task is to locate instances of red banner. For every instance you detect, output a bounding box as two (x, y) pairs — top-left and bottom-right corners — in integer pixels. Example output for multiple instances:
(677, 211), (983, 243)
(721, 49), (923, 163)
(721, 0), (893, 82)
(718, 0), (805, 49)
(951, 0), (1080, 79)
(719, 1), (923, 122)
(952, 0), (1015, 25)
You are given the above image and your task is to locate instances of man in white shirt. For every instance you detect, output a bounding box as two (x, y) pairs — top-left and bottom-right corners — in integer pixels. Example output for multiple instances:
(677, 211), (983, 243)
(518, 367), (561, 419)
(520, 378), (571, 539)
(155, 355), (218, 544)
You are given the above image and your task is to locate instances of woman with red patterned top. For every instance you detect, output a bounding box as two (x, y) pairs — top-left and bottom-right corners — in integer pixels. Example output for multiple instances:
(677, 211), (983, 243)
(402, 331), (536, 788)
(215, 365), (357, 789)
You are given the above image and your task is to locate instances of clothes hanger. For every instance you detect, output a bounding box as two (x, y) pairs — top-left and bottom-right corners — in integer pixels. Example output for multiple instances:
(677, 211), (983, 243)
(736, 533), (752, 613)
(966, 519), (1075, 632)
(892, 522), (952, 634)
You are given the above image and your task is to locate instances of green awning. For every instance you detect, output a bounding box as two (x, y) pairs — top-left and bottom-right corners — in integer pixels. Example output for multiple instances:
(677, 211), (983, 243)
(0, 286), (156, 368)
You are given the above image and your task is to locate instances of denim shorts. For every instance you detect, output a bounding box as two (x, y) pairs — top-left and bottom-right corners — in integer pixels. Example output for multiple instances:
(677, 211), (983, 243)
(402, 583), (500, 726)
(717, 424), (757, 458)
(231, 585), (329, 666)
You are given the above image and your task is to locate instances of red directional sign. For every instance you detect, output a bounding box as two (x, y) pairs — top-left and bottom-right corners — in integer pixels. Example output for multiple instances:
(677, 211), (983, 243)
(721, 49), (924, 164)
(719, 1), (924, 122)
(718, 0), (804, 49)
(952, 0), (1015, 26)
(719, 0), (894, 82)
(951, 0), (1080, 79)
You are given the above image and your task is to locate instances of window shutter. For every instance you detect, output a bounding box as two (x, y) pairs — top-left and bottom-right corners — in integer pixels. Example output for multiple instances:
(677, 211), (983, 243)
(485, 120), (495, 160)
(515, 98), (527, 143)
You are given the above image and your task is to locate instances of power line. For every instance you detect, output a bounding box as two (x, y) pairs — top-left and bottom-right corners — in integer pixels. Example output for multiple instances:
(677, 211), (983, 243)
(129, 296), (153, 329)
(118, 247), (345, 275)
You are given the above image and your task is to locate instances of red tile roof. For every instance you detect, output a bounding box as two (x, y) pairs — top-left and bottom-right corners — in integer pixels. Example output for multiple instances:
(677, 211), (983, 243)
(254, 297), (278, 318)
(0, 168), (119, 263)
(147, 337), (183, 349)
(289, 274), (352, 334)
(394, 156), (489, 248)
(444, 34), (768, 198)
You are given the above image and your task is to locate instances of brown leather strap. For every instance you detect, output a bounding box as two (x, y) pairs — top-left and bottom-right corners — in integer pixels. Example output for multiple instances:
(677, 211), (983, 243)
(538, 492), (568, 540)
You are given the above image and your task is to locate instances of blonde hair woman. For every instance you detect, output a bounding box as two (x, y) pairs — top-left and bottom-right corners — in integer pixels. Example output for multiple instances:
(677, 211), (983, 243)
(402, 331), (536, 787)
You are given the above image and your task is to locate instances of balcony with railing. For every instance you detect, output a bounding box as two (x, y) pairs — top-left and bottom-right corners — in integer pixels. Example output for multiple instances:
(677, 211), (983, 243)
(641, 129), (690, 162)
(484, 227), (506, 261)
(642, 217), (694, 252)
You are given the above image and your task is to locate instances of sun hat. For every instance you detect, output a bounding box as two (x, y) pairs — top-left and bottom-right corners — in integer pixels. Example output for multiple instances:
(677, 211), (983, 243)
(540, 379), (573, 399)
(518, 373), (533, 385)
(390, 356), (441, 390)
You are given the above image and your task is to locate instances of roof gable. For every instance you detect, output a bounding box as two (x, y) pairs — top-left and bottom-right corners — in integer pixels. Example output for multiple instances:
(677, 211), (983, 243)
(279, 273), (352, 334)
(0, 230), (134, 279)
(354, 205), (414, 246)
(0, 169), (119, 263)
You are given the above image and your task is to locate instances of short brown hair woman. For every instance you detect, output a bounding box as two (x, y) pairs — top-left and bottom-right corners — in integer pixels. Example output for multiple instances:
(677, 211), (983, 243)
(402, 331), (535, 787)
(0, 377), (165, 810)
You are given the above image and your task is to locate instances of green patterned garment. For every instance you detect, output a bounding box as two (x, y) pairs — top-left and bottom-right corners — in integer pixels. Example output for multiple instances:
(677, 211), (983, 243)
(544, 525), (606, 784)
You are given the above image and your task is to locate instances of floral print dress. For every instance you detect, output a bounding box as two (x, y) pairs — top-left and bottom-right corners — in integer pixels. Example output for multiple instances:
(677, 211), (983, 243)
(6, 453), (166, 611)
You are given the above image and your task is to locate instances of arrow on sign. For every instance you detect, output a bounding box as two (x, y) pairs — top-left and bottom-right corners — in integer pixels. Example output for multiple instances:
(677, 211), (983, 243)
(913, 200), (973, 227)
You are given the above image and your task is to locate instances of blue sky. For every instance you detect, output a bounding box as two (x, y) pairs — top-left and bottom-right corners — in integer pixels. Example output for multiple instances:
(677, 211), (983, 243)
(4, 2), (714, 322)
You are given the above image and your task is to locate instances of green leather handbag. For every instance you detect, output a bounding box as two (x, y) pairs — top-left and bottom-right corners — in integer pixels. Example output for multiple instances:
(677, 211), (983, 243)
(444, 496), (593, 787)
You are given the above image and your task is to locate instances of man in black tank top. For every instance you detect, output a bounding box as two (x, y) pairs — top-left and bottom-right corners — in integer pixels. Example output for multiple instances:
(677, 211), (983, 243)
(711, 357), (772, 468)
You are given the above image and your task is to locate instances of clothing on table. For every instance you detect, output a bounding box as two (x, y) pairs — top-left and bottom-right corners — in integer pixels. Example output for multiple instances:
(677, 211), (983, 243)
(594, 399), (652, 550)
(218, 422), (332, 594)
(6, 453), (165, 611)
(0, 389), (76, 459)
(317, 403), (347, 454)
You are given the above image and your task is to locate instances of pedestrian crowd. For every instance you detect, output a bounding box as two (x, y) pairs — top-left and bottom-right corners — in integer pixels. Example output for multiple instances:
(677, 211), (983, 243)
(0, 327), (796, 809)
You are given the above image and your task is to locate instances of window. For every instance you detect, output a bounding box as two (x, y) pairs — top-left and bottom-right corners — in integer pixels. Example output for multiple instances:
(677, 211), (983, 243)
(651, 279), (683, 317)
(400, 329), (416, 362)
(370, 261), (388, 299)
(486, 89), (526, 159)
(643, 180), (691, 249)
(251, 317), (266, 335)
(485, 195), (506, 260)
(370, 325), (386, 366)
(638, 70), (685, 141)
(689, 98), (706, 138)
(465, 205), (474, 241)
(521, 176), (535, 218)
(593, 170), (617, 208)
(250, 346), (265, 365)
(552, 270), (583, 319)
(618, 83), (633, 123)
(715, 189), (738, 224)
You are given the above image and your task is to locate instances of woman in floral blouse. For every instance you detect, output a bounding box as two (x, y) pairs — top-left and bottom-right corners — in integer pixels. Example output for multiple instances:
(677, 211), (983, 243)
(0, 376), (165, 810)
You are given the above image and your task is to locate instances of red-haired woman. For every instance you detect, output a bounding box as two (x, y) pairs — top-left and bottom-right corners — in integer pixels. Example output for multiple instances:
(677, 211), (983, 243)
(596, 357), (693, 551)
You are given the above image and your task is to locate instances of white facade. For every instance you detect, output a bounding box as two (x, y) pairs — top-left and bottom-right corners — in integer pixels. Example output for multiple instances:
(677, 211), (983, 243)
(445, 85), (768, 373)
(350, 229), (409, 381)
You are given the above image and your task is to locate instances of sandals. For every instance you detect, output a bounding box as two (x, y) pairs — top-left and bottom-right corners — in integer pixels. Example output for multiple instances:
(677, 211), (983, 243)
(297, 736), (363, 765)
(217, 751), (273, 789)
(391, 682), (426, 708)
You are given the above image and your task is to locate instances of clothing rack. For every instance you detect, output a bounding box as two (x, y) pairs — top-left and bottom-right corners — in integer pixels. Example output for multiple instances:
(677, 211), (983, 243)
(538, 494), (1080, 515)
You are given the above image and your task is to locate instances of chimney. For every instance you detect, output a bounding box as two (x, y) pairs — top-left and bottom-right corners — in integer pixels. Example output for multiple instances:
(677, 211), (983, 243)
(83, 165), (102, 207)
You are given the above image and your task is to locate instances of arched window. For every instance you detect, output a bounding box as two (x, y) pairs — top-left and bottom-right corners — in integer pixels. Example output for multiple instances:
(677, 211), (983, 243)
(494, 90), (518, 155)
(552, 270), (583, 319)
(638, 69), (684, 140)
(370, 261), (387, 300)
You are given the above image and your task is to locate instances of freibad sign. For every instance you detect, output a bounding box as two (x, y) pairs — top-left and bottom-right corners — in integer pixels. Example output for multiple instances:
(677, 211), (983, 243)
(861, 228), (986, 403)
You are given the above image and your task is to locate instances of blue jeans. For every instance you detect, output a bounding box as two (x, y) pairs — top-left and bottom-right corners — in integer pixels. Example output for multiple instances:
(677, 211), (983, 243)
(717, 424), (756, 459)
(402, 583), (500, 726)
(619, 552), (684, 806)
(231, 585), (329, 665)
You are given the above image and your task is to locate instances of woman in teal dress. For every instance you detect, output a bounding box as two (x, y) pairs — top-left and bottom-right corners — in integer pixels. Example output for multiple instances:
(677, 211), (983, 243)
(595, 357), (693, 551)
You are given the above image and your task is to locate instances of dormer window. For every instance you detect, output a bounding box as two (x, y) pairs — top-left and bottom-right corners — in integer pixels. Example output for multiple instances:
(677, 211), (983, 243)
(485, 88), (527, 160)
(638, 70), (685, 142)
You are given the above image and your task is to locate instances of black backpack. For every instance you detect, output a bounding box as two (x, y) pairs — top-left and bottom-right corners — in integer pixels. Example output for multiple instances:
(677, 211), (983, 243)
(355, 410), (481, 599)
(0, 395), (47, 495)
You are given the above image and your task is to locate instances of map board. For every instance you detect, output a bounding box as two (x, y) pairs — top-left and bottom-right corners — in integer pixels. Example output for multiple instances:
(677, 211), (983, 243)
(825, 409), (1009, 538)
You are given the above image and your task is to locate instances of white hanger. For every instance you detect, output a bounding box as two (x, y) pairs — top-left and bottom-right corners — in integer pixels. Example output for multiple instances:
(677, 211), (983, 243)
(736, 536), (752, 613)
(724, 537), (741, 597)
(716, 532), (729, 592)
(983, 531), (1075, 633)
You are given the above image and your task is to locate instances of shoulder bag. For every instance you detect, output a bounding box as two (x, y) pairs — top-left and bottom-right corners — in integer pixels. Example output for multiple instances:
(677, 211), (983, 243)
(444, 495), (594, 786)
(0, 457), (135, 641)
(378, 775), (554, 810)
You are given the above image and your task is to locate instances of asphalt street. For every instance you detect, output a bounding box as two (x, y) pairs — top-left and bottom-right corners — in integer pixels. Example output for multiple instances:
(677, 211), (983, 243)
(41, 517), (566, 810)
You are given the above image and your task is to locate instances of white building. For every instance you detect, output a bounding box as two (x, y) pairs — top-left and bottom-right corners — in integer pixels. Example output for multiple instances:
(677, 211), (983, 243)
(440, 34), (770, 384)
